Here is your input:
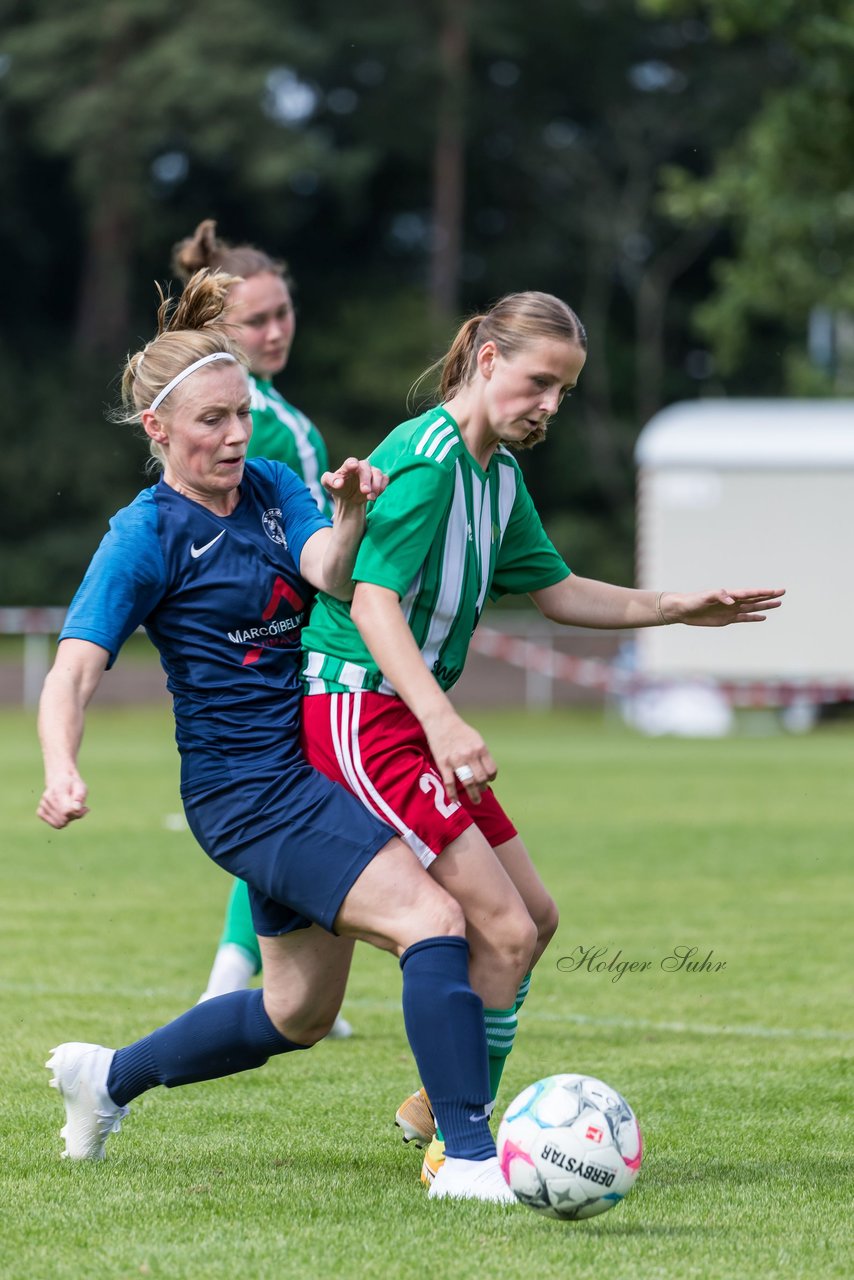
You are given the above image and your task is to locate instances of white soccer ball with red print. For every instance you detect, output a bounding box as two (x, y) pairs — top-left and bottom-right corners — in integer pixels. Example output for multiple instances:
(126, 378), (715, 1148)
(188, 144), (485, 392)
(496, 1073), (643, 1219)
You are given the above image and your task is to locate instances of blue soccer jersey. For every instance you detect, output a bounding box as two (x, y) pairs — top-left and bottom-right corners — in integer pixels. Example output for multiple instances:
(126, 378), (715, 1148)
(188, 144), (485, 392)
(60, 459), (329, 796)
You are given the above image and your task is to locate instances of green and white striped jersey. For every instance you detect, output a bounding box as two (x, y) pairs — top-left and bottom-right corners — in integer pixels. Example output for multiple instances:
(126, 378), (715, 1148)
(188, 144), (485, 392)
(302, 406), (570, 695)
(245, 375), (332, 516)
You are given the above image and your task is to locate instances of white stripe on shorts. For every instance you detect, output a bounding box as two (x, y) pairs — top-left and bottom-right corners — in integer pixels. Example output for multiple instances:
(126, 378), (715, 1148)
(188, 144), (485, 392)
(329, 692), (436, 869)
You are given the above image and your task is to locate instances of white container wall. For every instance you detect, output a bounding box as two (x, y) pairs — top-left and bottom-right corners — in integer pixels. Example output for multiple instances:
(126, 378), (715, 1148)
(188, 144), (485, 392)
(634, 399), (854, 682)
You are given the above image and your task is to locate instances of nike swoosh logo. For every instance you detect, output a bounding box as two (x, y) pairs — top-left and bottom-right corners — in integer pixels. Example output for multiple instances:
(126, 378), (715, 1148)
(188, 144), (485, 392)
(190, 530), (226, 559)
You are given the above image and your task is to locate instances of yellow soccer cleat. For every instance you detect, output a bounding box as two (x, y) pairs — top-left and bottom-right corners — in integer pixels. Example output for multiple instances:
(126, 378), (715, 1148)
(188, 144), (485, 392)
(420, 1135), (446, 1186)
(394, 1086), (436, 1147)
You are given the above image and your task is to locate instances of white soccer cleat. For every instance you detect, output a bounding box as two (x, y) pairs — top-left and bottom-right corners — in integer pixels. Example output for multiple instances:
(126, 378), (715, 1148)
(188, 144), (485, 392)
(46, 1042), (129, 1160)
(324, 1013), (354, 1040)
(428, 1155), (518, 1204)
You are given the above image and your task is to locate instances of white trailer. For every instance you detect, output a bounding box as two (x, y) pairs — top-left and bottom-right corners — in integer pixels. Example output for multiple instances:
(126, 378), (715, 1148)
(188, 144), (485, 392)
(634, 398), (854, 686)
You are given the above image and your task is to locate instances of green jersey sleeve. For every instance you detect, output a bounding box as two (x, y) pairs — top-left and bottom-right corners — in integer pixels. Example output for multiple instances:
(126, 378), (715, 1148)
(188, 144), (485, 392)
(353, 458), (453, 597)
(490, 471), (571, 599)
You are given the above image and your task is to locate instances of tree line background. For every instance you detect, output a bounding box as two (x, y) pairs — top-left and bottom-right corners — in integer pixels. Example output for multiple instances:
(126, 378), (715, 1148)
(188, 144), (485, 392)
(2, 0), (852, 604)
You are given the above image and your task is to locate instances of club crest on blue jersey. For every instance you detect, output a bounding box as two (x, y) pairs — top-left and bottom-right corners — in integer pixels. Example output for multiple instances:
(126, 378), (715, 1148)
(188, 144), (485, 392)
(262, 507), (287, 547)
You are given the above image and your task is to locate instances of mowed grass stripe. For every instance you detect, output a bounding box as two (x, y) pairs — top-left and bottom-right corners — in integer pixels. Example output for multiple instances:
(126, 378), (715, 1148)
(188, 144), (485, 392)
(2, 705), (852, 1279)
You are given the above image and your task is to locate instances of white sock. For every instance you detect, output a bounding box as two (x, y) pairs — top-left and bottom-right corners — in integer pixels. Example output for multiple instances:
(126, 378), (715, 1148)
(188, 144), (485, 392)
(198, 943), (258, 1002)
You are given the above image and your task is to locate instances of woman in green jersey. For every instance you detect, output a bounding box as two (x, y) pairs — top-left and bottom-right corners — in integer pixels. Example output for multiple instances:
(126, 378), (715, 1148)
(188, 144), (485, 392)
(171, 222), (350, 1034)
(298, 290), (785, 1182)
(172, 220), (331, 513)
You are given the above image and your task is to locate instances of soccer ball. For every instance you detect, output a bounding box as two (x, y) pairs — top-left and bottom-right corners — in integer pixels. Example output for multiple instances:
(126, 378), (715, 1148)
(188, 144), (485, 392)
(496, 1073), (643, 1220)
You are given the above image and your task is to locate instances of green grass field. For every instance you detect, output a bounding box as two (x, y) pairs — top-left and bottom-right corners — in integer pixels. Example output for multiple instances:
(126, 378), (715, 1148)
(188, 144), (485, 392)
(2, 704), (852, 1279)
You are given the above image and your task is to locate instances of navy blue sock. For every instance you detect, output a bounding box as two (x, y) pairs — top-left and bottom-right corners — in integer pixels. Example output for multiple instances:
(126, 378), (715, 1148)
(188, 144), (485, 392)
(106, 989), (307, 1107)
(399, 935), (494, 1162)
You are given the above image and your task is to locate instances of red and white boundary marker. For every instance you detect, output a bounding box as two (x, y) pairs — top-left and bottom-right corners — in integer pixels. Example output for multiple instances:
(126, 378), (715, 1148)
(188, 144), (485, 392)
(0, 608), (69, 707)
(3, 610), (853, 710)
(0, 607), (68, 635)
(469, 625), (854, 708)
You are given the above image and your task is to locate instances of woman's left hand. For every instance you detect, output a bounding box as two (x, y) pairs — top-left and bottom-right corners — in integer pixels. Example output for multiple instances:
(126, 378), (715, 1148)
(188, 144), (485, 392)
(322, 458), (388, 506)
(663, 587), (786, 626)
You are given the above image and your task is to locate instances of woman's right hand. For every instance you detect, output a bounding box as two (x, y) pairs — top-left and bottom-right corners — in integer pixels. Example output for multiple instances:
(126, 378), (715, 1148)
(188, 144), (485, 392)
(37, 770), (89, 829)
(421, 706), (497, 805)
(36, 639), (108, 829)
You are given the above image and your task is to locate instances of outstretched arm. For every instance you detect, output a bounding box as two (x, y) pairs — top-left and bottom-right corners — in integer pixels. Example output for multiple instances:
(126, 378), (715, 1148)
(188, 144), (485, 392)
(299, 458), (388, 600)
(531, 575), (785, 629)
(37, 639), (110, 829)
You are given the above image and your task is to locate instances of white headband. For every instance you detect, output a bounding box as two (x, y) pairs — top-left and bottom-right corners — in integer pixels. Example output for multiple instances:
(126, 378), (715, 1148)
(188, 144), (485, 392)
(149, 352), (238, 412)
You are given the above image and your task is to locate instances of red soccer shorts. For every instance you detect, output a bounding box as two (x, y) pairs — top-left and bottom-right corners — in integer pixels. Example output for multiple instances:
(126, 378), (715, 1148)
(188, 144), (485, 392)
(301, 691), (517, 868)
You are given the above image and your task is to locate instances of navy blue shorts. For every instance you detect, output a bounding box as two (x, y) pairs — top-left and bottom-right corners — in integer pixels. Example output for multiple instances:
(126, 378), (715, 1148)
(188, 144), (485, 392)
(183, 762), (394, 936)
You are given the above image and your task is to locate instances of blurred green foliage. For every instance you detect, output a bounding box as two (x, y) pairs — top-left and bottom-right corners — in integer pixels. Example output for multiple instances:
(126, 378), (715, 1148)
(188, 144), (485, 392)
(648, 0), (854, 373)
(0, 0), (849, 602)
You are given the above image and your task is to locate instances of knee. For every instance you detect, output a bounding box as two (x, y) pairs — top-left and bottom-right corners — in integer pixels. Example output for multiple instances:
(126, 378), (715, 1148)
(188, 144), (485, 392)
(289, 1016), (335, 1047)
(385, 884), (466, 955)
(512, 913), (540, 971)
(423, 893), (467, 939)
(262, 993), (330, 1047)
(536, 895), (559, 950)
(482, 909), (539, 974)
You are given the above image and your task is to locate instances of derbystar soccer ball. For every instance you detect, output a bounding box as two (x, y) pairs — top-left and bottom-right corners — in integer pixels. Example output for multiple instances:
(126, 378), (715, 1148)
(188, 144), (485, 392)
(496, 1073), (643, 1219)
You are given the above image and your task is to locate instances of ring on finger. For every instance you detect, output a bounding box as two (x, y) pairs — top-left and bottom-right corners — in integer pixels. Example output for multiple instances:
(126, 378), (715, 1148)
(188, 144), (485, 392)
(454, 764), (475, 783)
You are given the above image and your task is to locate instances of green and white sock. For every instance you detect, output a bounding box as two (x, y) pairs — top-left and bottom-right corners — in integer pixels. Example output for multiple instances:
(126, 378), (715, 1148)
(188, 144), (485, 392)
(199, 881), (263, 1001)
(484, 974), (532, 1098)
(514, 971), (532, 1013)
(433, 974), (534, 1141)
(219, 879), (262, 969)
(199, 942), (258, 1002)
(484, 1003), (518, 1099)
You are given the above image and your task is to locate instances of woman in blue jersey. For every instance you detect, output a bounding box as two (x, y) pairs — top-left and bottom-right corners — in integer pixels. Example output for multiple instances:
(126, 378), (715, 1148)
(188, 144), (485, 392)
(171, 220), (349, 1030)
(36, 270), (515, 1203)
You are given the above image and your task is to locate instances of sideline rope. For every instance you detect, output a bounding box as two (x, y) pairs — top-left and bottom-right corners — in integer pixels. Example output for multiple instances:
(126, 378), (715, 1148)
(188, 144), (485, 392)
(469, 625), (854, 708)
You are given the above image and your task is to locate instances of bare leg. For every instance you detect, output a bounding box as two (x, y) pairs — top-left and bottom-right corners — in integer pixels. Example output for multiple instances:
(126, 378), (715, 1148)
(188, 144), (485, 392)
(491, 834), (559, 968)
(259, 928), (354, 1043)
(332, 837), (465, 946)
(50, 838), (511, 1196)
(427, 826), (538, 1008)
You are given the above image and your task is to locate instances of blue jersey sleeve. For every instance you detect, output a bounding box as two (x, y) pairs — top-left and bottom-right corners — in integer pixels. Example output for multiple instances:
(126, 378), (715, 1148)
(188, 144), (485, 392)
(252, 458), (330, 563)
(59, 489), (168, 667)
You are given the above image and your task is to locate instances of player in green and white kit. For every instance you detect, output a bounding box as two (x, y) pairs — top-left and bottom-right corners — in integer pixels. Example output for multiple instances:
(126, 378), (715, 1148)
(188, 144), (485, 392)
(247, 379), (331, 517)
(301, 404), (570, 697)
(171, 221), (348, 1034)
(300, 290), (786, 1183)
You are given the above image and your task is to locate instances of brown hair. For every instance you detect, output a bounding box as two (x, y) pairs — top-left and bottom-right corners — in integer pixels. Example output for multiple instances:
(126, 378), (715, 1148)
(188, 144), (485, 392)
(438, 291), (586, 400)
(411, 292), (586, 447)
(171, 218), (293, 290)
(117, 269), (249, 470)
